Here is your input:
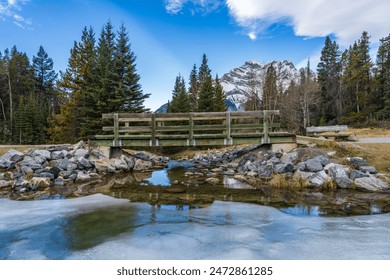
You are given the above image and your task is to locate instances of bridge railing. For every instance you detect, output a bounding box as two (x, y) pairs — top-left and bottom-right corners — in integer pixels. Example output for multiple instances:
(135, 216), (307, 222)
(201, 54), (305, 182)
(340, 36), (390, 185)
(94, 110), (294, 147)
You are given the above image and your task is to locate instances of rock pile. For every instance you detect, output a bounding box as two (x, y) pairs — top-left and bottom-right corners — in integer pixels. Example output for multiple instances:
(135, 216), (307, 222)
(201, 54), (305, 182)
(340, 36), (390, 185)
(191, 147), (389, 192)
(0, 141), (169, 197)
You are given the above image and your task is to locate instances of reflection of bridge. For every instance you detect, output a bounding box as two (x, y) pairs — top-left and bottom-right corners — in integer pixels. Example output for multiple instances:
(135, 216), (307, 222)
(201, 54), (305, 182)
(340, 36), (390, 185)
(92, 110), (295, 147)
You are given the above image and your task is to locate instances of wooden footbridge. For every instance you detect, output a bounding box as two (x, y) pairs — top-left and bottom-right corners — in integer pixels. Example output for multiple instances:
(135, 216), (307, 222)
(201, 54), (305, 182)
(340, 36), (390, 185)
(91, 110), (295, 147)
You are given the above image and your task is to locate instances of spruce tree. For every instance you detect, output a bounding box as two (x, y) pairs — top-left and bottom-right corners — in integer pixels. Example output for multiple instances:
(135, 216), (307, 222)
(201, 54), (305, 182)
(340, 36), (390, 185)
(262, 64), (277, 111)
(114, 23), (149, 113)
(214, 74), (226, 112)
(317, 37), (342, 123)
(169, 74), (190, 113)
(198, 54), (211, 87)
(375, 34), (390, 119)
(197, 75), (215, 112)
(188, 64), (199, 112)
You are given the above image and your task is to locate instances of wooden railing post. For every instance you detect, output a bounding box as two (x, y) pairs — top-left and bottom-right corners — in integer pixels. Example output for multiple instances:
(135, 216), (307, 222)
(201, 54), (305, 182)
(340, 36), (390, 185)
(151, 113), (156, 147)
(226, 111), (231, 145)
(189, 113), (194, 146)
(263, 110), (269, 144)
(113, 113), (119, 146)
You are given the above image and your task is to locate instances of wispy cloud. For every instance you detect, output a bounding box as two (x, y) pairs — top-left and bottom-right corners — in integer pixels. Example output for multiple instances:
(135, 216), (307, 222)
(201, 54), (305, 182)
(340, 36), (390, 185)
(0, 0), (32, 29)
(164, 0), (221, 15)
(164, 0), (390, 46)
(226, 0), (390, 46)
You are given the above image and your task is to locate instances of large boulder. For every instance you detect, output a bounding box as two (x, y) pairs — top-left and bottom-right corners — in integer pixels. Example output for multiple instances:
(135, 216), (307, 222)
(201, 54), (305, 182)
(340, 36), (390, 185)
(354, 176), (390, 192)
(257, 164), (274, 178)
(94, 158), (116, 173)
(359, 166), (377, 174)
(205, 177), (220, 184)
(0, 150), (24, 168)
(274, 163), (295, 174)
(133, 159), (152, 171)
(51, 150), (68, 160)
(74, 149), (89, 158)
(75, 171), (91, 182)
(122, 156), (135, 170)
(349, 157), (367, 168)
(111, 158), (129, 171)
(327, 164), (353, 189)
(304, 158), (324, 172)
(350, 170), (370, 180)
(280, 150), (298, 164)
(18, 156), (42, 170)
(77, 157), (93, 169)
(31, 150), (51, 160)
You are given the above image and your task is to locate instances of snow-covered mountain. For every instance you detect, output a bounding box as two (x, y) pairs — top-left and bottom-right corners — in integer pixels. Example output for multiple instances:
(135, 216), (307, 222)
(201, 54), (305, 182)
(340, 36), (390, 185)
(221, 60), (299, 111)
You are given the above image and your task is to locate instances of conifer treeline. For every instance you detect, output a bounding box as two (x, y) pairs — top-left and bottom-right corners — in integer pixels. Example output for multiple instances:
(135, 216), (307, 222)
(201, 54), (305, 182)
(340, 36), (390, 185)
(0, 21), (149, 144)
(167, 54), (226, 113)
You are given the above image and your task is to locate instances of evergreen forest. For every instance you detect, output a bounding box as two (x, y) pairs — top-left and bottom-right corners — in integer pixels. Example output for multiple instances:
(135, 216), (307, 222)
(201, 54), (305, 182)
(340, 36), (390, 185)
(1, 23), (390, 144)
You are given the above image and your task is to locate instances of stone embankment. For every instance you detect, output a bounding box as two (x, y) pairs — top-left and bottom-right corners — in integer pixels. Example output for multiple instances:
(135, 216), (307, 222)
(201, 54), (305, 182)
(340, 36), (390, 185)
(0, 141), (168, 199)
(189, 146), (390, 192)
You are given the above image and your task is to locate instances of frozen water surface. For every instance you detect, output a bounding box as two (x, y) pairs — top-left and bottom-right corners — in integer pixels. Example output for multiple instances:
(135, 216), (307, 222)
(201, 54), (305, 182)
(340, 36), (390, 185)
(1, 194), (390, 260)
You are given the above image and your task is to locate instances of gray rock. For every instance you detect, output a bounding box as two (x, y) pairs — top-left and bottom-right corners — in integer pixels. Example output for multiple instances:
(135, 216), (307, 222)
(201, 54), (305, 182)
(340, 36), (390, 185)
(309, 173), (326, 188)
(355, 176), (390, 192)
(21, 165), (33, 175)
(133, 152), (150, 161)
(53, 177), (65, 186)
(2, 150), (22, 163)
(315, 155), (331, 166)
(52, 158), (69, 170)
(297, 162), (306, 171)
(36, 172), (55, 180)
(66, 162), (78, 172)
(94, 158), (116, 173)
(47, 145), (69, 152)
(0, 149), (24, 168)
(32, 155), (46, 165)
(205, 177), (220, 184)
(77, 157), (93, 169)
(349, 157), (367, 168)
(89, 173), (102, 180)
(69, 173), (77, 181)
(133, 159), (152, 171)
(274, 163), (295, 174)
(121, 156), (135, 169)
(350, 170), (370, 180)
(112, 158), (129, 171)
(267, 157), (281, 165)
(76, 171), (91, 182)
(72, 140), (86, 151)
(257, 164), (274, 178)
(280, 150), (298, 164)
(18, 156), (43, 170)
(51, 150), (67, 160)
(304, 158), (324, 172)
(328, 165), (353, 189)
(31, 150), (51, 160)
(359, 166), (377, 174)
(74, 149), (89, 158)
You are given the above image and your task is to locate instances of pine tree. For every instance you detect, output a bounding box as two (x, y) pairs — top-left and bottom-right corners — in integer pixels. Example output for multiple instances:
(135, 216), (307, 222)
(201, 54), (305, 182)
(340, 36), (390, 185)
(169, 74), (190, 113)
(214, 74), (226, 112)
(48, 26), (96, 142)
(375, 34), (390, 119)
(197, 75), (214, 112)
(188, 64), (199, 112)
(317, 37), (342, 123)
(114, 23), (149, 113)
(262, 63), (277, 111)
(198, 54), (211, 87)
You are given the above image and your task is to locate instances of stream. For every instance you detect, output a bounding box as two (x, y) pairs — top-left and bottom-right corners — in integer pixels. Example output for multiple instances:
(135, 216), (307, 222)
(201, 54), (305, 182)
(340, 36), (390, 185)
(2, 160), (390, 259)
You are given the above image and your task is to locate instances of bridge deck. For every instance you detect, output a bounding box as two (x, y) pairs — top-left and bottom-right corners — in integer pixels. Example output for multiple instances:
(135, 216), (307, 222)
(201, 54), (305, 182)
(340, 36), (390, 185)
(91, 111), (295, 147)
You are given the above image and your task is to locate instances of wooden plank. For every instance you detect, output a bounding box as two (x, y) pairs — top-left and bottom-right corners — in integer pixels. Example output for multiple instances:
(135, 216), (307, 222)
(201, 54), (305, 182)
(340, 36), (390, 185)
(102, 126), (114, 131)
(226, 111), (231, 142)
(263, 111), (269, 144)
(193, 134), (227, 139)
(193, 125), (225, 131)
(156, 134), (189, 139)
(306, 125), (348, 133)
(113, 113), (119, 146)
(151, 114), (156, 147)
(155, 126), (189, 132)
(189, 113), (194, 141)
(118, 126), (151, 132)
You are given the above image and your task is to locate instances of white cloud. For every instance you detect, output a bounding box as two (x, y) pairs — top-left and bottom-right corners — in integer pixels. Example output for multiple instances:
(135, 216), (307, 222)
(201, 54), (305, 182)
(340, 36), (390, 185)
(226, 0), (390, 46)
(165, 0), (184, 14)
(0, 0), (31, 28)
(164, 0), (221, 15)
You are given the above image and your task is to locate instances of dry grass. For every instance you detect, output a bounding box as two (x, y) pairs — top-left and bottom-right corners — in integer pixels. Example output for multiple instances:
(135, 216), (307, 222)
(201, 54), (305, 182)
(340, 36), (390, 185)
(349, 127), (390, 138)
(269, 174), (290, 188)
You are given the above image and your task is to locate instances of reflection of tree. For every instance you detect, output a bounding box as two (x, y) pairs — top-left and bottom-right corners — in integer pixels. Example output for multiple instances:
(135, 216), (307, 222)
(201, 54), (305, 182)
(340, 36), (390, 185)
(64, 205), (138, 250)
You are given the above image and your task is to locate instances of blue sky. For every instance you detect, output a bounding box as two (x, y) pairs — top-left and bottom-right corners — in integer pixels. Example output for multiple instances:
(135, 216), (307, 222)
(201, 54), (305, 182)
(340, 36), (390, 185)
(1, 0), (389, 110)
